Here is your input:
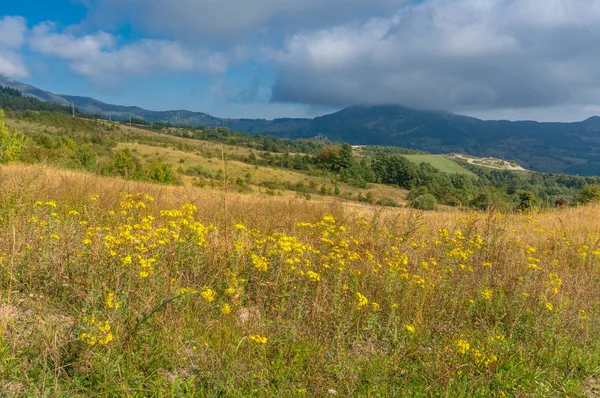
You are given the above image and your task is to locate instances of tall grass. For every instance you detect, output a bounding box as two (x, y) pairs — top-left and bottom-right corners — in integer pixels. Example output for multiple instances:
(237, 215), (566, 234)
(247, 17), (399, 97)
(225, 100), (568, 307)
(1, 164), (600, 397)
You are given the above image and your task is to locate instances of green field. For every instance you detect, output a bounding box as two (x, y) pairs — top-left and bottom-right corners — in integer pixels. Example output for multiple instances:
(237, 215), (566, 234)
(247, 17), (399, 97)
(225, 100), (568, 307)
(403, 154), (475, 176)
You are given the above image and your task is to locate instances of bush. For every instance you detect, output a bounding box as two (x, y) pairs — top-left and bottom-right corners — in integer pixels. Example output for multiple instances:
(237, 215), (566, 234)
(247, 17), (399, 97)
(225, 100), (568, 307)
(407, 186), (430, 201)
(578, 184), (600, 204)
(518, 191), (537, 211)
(185, 165), (215, 179)
(357, 192), (374, 204)
(105, 148), (145, 179)
(376, 197), (400, 207)
(146, 162), (180, 185)
(554, 198), (569, 208)
(410, 194), (438, 211)
(0, 109), (26, 164)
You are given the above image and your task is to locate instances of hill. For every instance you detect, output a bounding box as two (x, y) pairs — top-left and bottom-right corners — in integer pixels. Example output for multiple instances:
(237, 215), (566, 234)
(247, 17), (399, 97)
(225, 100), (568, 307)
(305, 105), (600, 175)
(3, 77), (600, 175)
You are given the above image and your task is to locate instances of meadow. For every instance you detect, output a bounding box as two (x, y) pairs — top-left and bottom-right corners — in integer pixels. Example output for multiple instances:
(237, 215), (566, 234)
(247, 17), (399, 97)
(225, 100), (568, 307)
(1, 164), (600, 397)
(401, 155), (475, 177)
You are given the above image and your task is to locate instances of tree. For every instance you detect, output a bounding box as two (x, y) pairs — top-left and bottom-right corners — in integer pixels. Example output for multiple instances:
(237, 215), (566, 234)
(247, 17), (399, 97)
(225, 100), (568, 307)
(371, 153), (417, 189)
(518, 191), (537, 211)
(0, 109), (26, 164)
(315, 145), (342, 171)
(578, 184), (600, 204)
(338, 143), (353, 170)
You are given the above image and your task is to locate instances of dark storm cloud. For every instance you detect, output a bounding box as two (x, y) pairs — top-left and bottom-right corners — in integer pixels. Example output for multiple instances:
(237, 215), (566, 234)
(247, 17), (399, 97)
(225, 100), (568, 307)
(270, 0), (600, 113)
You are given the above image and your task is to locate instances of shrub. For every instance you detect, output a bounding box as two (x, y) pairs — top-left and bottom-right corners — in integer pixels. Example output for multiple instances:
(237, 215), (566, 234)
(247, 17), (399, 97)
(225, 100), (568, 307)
(578, 184), (600, 204)
(554, 198), (569, 208)
(107, 148), (144, 179)
(0, 109), (26, 164)
(376, 197), (400, 207)
(410, 194), (438, 210)
(146, 162), (180, 185)
(185, 165), (215, 179)
(407, 186), (430, 201)
(518, 191), (537, 211)
(357, 192), (374, 204)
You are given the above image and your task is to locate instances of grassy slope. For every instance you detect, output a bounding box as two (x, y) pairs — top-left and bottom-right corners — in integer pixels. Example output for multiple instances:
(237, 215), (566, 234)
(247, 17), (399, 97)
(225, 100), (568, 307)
(403, 154), (476, 176)
(5, 114), (408, 205)
(116, 141), (406, 201)
(1, 164), (600, 396)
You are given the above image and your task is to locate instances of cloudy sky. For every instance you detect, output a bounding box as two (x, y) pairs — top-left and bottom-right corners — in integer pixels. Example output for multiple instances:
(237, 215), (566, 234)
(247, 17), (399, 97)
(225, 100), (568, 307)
(1, 0), (600, 121)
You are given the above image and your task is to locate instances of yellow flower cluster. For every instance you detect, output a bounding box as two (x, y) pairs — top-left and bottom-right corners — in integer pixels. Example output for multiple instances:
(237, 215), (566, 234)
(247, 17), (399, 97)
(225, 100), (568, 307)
(23, 194), (587, 378)
(356, 292), (369, 308)
(105, 292), (121, 309)
(201, 287), (217, 303)
(80, 317), (113, 346)
(248, 334), (267, 344)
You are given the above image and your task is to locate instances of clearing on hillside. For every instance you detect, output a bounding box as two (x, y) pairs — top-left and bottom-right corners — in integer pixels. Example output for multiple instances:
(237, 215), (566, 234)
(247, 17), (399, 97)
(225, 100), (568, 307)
(402, 154), (476, 176)
(449, 154), (527, 171)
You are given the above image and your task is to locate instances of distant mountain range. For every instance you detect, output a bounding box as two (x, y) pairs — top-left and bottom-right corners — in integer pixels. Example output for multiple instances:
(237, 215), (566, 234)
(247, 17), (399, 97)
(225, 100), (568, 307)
(2, 75), (600, 175)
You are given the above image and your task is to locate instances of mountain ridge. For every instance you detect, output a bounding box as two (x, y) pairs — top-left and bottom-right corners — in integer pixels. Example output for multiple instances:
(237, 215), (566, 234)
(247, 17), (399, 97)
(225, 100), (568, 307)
(3, 76), (600, 175)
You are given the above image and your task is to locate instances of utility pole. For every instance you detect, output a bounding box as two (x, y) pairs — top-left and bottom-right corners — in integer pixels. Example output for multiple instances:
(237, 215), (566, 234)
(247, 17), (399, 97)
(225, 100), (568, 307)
(71, 102), (75, 118)
(129, 113), (132, 126)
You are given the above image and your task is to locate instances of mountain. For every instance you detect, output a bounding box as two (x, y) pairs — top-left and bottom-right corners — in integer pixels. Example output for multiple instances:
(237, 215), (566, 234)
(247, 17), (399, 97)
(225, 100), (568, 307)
(3, 76), (600, 175)
(0, 76), (311, 133)
(305, 105), (600, 175)
(0, 76), (72, 106)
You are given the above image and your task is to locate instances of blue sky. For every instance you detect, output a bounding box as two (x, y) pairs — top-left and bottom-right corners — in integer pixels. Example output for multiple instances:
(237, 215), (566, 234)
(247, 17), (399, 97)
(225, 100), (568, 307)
(2, 0), (600, 121)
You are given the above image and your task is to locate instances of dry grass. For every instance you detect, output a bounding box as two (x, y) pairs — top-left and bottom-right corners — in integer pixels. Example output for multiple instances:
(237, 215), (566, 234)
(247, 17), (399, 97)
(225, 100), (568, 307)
(1, 164), (600, 396)
(117, 141), (407, 202)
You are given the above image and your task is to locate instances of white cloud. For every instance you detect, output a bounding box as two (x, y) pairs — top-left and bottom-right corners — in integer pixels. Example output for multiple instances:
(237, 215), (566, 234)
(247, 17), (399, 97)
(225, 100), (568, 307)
(0, 16), (27, 48)
(0, 16), (28, 78)
(0, 52), (28, 79)
(269, 0), (600, 118)
(30, 22), (115, 59)
(4, 0), (600, 121)
(28, 22), (230, 84)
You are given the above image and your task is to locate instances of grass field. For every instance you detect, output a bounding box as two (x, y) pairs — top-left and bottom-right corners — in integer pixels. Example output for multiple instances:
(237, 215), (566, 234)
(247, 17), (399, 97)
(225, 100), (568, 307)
(115, 142), (408, 204)
(1, 163), (600, 396)
(403, 154), (476, 176)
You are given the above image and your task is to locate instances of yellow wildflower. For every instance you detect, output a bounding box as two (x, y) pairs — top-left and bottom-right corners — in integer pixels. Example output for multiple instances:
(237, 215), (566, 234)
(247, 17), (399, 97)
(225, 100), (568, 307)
(105, 292), (121, 309)
(306, 270), (321, 282)
(235, 224), (247, 231)
(201, 287), (217, 303)
(248, 334), (268, 344)
(455, 339), (470, 354)
(356, 292), (369, 309)
(480, 287), (493, 301)
(251, 253), (269, 272)
(221, 303), (232, 315)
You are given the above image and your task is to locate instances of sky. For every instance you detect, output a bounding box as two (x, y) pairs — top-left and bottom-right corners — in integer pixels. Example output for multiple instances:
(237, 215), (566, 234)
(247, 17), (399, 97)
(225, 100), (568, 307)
(1, 0), (600, 121)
